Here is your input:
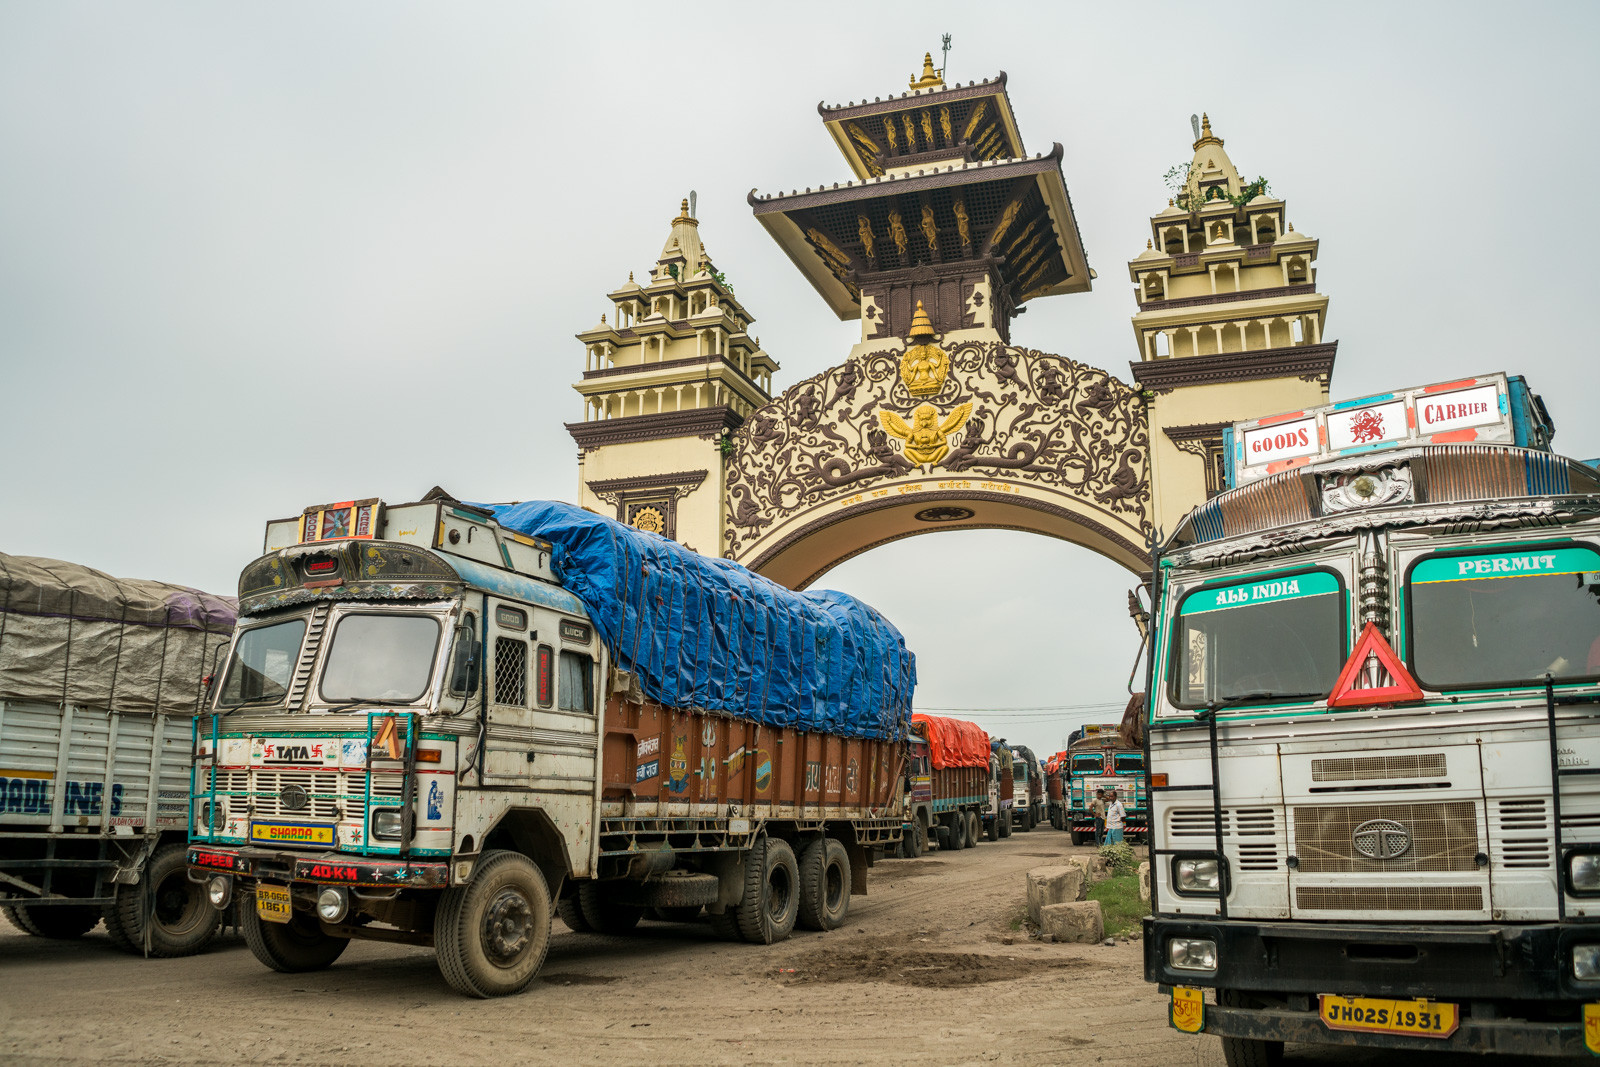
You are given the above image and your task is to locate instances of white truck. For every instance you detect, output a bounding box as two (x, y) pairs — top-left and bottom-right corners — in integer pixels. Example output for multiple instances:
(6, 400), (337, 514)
(1144, 374), (1600, 1060)
(0, 553), (233, 954)
(188, 492), (914, 997)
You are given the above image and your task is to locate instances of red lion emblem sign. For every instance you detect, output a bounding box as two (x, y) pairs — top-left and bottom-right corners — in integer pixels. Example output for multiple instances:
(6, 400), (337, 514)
(1347, 408), (1385, 444)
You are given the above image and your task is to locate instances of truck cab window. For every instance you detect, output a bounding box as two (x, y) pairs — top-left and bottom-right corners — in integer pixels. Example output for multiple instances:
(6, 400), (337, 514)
(1408, 546), (1600, 688)
(1173, 569), (1345, 707)
(320, 614), (440, 703)
(1114, 753), (1143, 773)
(219, 618), (307, 706)
(1072, 755), (1103, 775)
(558, 651), (594, 714)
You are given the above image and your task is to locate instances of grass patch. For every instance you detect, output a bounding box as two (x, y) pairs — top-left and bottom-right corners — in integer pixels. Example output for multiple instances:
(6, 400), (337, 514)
(1008, 904), (1027, 931)
(1087, 873), (1149, 937)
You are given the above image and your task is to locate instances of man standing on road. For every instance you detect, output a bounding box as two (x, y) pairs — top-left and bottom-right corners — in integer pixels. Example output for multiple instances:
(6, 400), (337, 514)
(1105, 789), (1127, 845)
(1089, 788), (1107, 846)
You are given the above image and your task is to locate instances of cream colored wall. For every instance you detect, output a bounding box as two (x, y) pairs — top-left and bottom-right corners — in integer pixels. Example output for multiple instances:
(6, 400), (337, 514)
(1146, 375), (1329, 537)
(576, 435), (729, 556)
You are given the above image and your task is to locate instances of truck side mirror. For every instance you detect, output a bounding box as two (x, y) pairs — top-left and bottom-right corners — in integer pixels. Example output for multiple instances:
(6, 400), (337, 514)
(450, 621), (481, 695)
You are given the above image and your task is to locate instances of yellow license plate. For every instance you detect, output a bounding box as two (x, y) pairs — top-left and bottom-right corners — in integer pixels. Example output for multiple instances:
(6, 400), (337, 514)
(1170, 986), (1205, 1033)
(1319, 995), (1458, 1039)
(249, 821), (335, 846)
(255, 884), (292, 925)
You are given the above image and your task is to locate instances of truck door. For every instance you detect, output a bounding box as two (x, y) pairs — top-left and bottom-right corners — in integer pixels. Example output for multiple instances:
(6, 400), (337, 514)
(477, 600), (599, 790)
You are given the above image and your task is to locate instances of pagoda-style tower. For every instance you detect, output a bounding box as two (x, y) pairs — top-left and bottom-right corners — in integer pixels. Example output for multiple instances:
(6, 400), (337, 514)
(1127, 114), (1336, 537)
(750, 54), (1092, 349)
(568, 200), (778, 554)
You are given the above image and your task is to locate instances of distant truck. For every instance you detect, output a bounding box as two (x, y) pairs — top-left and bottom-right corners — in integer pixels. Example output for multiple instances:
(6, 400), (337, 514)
(909, 713), (990, 851)
(187, 494), (916, 997)
(1007, 743), (1046, 831)
(986, 739), (1015, 841)
(0, 553), (233, 955)
(1064, 723), (1148, 845)
(1044, 750), (1069, 830)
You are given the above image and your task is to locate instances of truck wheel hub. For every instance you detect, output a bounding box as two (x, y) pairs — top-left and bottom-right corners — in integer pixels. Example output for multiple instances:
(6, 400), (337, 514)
(481, 889), (531, 962)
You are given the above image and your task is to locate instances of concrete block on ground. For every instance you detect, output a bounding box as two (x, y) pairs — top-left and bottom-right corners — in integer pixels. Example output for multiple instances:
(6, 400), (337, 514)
(1026, 865), (1086, 925)
(1138, 861), (1151, 902)
(1087, 855), (1112, 882)
(1040, 900), (1104, 944)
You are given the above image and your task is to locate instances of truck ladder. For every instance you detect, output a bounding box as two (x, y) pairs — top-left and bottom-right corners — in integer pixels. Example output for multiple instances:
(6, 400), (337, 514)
(1544, 678), (1600, 921)
(1147, 706), (1230, 920)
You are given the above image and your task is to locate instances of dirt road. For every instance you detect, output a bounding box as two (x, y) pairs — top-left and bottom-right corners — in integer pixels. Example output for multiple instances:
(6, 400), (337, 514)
(0, 831), (1583, 1065)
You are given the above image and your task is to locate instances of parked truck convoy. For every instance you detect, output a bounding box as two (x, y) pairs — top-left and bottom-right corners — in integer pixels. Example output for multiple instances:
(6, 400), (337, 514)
(186, 493), (916, 997)
(908, 712), (990, 851)
(1144, 373), (1600, 1060)
(987, 738), (1014, 841)
(0, 553), (233, 955)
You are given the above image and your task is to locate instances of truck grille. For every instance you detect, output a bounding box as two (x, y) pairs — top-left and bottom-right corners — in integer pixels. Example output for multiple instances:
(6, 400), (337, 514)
(204, 768), (403, 822)
(1310, 753), (1447, 782)
(1295, 886), (1484, 911)
(1292, 801), (1479, 873)
(1167, 807), (1281, 871)
(1493, 798), (1551, 869)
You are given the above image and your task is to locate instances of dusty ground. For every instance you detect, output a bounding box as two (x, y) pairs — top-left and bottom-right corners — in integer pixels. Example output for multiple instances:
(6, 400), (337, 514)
(0, 831), (1584, 1065)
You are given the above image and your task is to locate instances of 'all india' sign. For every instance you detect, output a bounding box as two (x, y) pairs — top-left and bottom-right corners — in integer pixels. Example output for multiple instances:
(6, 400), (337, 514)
(1230, 373), (1527, 486)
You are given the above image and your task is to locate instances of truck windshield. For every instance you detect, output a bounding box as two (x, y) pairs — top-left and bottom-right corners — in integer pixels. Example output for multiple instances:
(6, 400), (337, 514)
(319, 614), (441, 704)
(1114, 753), (1142, 773)
(1408, 546), (1600, 688)
(219, 618), (307, 707)
(1071, 755), (1103, 774)
(1173, 569), (1345, 707)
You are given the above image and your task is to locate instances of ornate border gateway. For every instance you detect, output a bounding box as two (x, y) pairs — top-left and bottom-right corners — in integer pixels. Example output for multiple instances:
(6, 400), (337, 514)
(724, 334), (1152, 586)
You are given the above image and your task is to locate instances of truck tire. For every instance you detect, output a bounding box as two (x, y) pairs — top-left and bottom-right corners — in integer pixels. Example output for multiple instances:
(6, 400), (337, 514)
(1070, 830), (1087, 846)
(985, 814), (999, 842)
(707, 907), (742, 941)
(998, 812), (1011, 839)
(578, 883), (643, 935)
(435, 850), (551, 998)
(110, 843), (222, 957)
(1017, 809), (1032, 832)
(797, 838), (850, 932)
(1217, 991), (1285, 1067)
(102, 900), (136, 951)
(944, 813), (965, 851)
(555, 897), (591, 932)
(736, 838), (799, 945)
(242, 896), (349, 973)
(966, 810), (981, 846)
(2, 903), (100, 939)
(906, 820), (926, 859)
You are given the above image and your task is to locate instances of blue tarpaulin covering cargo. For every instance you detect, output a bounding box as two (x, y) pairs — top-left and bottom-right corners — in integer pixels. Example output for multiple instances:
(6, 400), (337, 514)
(485, 501), (916, 740)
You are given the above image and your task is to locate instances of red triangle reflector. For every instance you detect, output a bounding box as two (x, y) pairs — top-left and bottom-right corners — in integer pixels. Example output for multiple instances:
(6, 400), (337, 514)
(1327, 622), (1425, 708)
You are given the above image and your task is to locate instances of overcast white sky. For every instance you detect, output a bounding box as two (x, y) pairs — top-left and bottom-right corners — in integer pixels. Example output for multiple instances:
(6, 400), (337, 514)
(2, 3), (1596, 756)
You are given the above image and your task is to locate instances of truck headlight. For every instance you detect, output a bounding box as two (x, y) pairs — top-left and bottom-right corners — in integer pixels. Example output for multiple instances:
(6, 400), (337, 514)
(1569, 853), (1600, 893)
(316, 886), (349, 924)
(1168, 937), (1218, 973)
(371, 808), (404, 841)
(1174, 857), (1221, 894)
(1575, 945), (1600, 981)
(206, 875), (233, 909)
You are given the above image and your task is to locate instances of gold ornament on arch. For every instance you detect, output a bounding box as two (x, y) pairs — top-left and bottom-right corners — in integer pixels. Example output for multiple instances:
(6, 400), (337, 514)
(899, 299), (950, 397)
(879, 402), (973, 466)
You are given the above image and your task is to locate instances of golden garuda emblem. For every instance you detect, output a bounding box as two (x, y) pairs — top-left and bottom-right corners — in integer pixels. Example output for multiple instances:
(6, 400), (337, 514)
(879, 401), (972, 466)
(899, 299), (948, 397)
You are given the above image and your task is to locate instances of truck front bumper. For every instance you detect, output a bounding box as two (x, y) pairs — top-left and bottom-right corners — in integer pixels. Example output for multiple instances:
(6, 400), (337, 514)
(188, 845), (449, 888)
(1146, 917), (1595, 1057)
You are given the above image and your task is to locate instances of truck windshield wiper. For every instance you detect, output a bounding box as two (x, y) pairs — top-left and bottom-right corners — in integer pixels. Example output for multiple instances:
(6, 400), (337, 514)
(216, 696), (288, 716)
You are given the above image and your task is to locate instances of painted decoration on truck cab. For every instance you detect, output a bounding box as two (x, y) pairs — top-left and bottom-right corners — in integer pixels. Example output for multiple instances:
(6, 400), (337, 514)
(755, 750), (772, 793)
(666, 736), (690, 794)
(1180, 570), (1340, 615)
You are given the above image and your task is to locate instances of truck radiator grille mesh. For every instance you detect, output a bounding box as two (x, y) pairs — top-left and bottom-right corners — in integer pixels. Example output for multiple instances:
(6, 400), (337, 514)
(1167, 807), (1280, 871)
(494, 637), (528, 706)
(1493, 798), (1551, 869)
(1310, 753), (1447, 782)
(1292, 801), (1478, 873)
(1295, 886), (1483, 911)
(204, 768), (403, 822)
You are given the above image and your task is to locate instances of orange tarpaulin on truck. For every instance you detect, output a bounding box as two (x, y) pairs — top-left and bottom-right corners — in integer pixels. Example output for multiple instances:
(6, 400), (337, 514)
(911, 712), (990, 770)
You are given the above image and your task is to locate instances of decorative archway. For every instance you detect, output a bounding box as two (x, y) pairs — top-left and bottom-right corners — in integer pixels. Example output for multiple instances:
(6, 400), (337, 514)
(723, 336), (1152, 588)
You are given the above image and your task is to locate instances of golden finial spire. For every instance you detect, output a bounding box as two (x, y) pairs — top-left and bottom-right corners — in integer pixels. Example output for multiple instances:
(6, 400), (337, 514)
(909, 299), (935, 339)
(1192, 112), (1224, 150)
(909, 52), (944, 90)
(628, 271), (634, 282)
(1147, 239), (1153, 249)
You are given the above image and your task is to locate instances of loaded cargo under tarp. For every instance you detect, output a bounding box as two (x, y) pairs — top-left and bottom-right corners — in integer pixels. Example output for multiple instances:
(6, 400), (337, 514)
(0, 553), (236, 716)
(912, 712), (989, 769)
(486, 501), (916, 741)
